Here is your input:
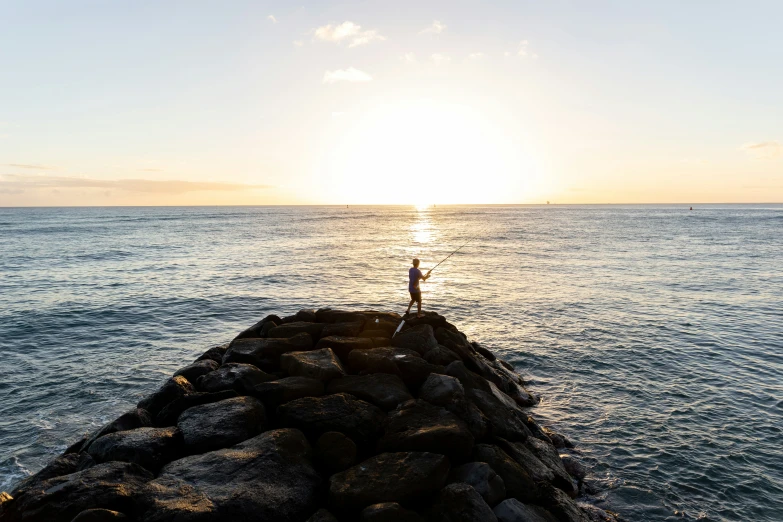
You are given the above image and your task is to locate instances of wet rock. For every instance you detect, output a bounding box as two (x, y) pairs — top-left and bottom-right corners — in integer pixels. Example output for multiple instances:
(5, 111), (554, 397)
(253, 376), (325, 409)
(466, 387), (532, 442)
(316, 336), (374, 360)
(70, 508), (128, 521)
(472, 444), (538, 504)
(348, 347), (445, 389)
(307, 508), (340, 522)
(493, 499), (559, 522)
(329, 452), (449, 510)
(139, 429), (321, 522)
(315, 431), (357, 472)
(419, 373), (488, 440)
(391, 324), (438, 356)
(173, 359), (219, 383)
(472, 342), (496, 361)
(327, 373), (412, 410)
(155, 390), (239, 427)
(278, 393), (385, 445)
(268, 321), (327, 341)
(322, 322), (364, 338)
(233, 314), (282, 341)
(178, 396), (266, 454)
(195, 362), (274, 394)
(445, 361), (492, 393)
(536, 482), (589, 522)
(448, 462), (506, 506)
(560, 454), (587, 481)
(81, 408), (154, 452)
(360, 502), (425, 522)
(543, 426), (575, 449)
(137, 376), (196, 418)
(281, 348), (347, 382)
(195, 343), (229, 364)
(525, 437), (575, 494)
(494, 438), (557, 486)
(435, 327), (475, 362)
(525, 416), (552, 442)
(10, 453), (95, 496)
(88, 426), (183, 472)
(5, 462), (153, 522)
(430, 483), (497, 522)
(378, 399), (474, 460)
(424, 345), (462, 366)
(223, 333), (314, 371)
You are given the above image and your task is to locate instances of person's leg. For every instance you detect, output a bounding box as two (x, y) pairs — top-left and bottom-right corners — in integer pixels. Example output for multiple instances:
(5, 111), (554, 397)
(406, 298), (414, 315)
(416, 294), (423, 317)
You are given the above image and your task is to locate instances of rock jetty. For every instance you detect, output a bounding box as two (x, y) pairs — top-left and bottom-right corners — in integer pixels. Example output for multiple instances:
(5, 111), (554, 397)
(0, 309), (621, 522)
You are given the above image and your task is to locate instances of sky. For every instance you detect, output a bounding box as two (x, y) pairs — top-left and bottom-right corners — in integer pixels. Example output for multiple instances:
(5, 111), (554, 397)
(1, 0), (782, 206)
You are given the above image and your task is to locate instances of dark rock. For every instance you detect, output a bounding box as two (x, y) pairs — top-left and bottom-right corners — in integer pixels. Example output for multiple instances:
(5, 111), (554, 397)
(499, 359), (515, 372)
(281, 348), (347, 382)
(424, 345), (462, 366)
(378, 400), (474, 460)
(560, 454), (586, 481)
(357, 330), (392, 344)
(70, 508), (128, 521)
(329, 452), (449, 510)
(5, 462), (153, 522)
(233, 314), (281, 340)
(322, 322), (364, 338)
(296, 309), (318, 322)
(195, 343), (229, 364)
(525, 415), (553, 442)
(138, 376), (196, 418)
(63, 433), (92, 455)
(493, 499), (559, 522)
(173, 359), (219, 383)
(155, 389), (239, 427)
(430, 483), (497, 522)
(359, 312), (402, 336)
(278, 393), (385, 445)
(524, 437), (575, 494)
(11, 453), (95, 496)
(308, 508), (340, 522)
(360, 502), (425, 522)
(139, 429), (321, 522)
(445, 361), (491, 393)
(536, 482), (589, 522)
(435, 327), (475, 362)
(195, 362), (274, 394)
(88, 426), (183, 472)
(223, 333), (314, 371)
(483, 361), (538, 407)
(316, 336), (373, 360)
(543, 427), (575, 449)
(419, 374), (488, 440)
(402, 311), (449, 330)
(472, 342), (496, 361)
(316, 309), (367, 325)
(253, 376), (325, 409)
(327, 374), (412, 410)
(448, 462), (506, 506)
(494, 438), (558, 486)
(82, 408), (154, 452)
(466, 386), (532, 442)
(268, 321), (327, 341)
(259, 320), (277, 338)
(348, 347), (445, 389)
(177, 396), (266, 454)
(315, 431), (357, 472)
(472, 444), (538, 504)
(391, 324), (438, 356)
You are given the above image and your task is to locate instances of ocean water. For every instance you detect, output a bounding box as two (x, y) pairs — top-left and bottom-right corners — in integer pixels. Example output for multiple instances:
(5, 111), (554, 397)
(0, 205), (781, 521)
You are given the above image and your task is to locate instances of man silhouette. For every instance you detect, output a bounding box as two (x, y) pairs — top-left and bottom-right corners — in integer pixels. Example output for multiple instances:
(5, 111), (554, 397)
(406, 258), (431, 317)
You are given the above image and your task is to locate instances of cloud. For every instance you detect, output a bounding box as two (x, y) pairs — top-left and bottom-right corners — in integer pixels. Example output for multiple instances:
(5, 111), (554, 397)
(741, 141), (782, 159)
(468, 52), (484, 59)
(513, 40), (538, 59)
(431, 53), (450, 66)
(421, 20), (446, 35)
(401, 52), (417, 63)
(4, 163), (55, 170)
(267, 14), (278, 24)
(0, 174), (272, 194)
(293, 40), (304, 47)
(313, 21), (385, 48)
(322, 67), (372, 84)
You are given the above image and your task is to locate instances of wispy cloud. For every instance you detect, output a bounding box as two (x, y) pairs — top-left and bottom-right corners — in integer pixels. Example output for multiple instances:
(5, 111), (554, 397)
(323, 67), (372, 84)
(741, 141), (782, 159)
(421, 20), (446, 35)
(401, 52), (417, 63)
(267, 14), (278, 24)
(515, 40), (539, 59)
(293, 40), (304, 47)
(432, 53), (450, 66)
(0, 174), (271, 194)
(314, 21), (385, 48)
(4, 163), (55, 170)
(468, 52), (485, 59)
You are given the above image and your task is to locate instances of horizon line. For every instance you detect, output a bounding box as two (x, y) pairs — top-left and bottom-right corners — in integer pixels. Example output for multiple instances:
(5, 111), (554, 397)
(2, 202), (782, 209)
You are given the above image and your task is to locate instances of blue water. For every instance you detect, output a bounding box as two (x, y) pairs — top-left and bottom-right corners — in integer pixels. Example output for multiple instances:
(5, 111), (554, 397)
(1, 205), (781, 521)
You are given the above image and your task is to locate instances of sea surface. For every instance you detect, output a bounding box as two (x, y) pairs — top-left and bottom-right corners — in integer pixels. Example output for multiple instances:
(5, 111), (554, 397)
(0, 205), (781, 521)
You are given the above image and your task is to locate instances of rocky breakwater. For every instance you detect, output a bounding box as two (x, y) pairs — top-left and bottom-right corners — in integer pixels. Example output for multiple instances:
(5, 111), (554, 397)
(0, 309), (621, 522)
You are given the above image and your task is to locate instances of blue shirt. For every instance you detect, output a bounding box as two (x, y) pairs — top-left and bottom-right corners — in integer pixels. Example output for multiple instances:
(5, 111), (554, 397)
(409, 267), (423, 292)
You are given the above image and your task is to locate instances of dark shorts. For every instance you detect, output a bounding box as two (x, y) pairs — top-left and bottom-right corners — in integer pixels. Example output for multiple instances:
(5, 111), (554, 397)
(409, 291), (422, 303)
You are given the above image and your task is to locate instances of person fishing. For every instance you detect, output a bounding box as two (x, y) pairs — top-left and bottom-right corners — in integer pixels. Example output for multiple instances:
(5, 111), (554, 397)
(406, 258), (431, 317)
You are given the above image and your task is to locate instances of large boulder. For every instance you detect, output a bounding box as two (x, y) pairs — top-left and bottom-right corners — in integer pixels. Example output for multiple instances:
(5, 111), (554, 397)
(88, 426), (182, 472)
(138, 429), (321, 522)
(173, 359), (219, 384)
(419, 374), (487, 440)
(448, 462), (506, 507)
(327, 374), (412, 411)
(430, 483), (497, 522)
(391, 324), (438, 356)
(268, 322), (326, 341)
(81, 408), (153, 452)
(321, 322), (364, 338)
(424, 345), (462, 367)
(377, 400), (474, 460)
(10, 453), (95, 496)
(253, 376), (325, 409)
(524, 437), (575, 494)
(315, 336), (373, 360)
(315, 309), (366, 325)
(445, 361), (491, 393)
(542, 427), (574, 449)
(223, 333), (314, 371)
(4, 462), (153, 522)
(278, 393), (385, 445)
(177, 396), (266, 454)
(329, 452), (449, 510)
(348, 347), (444, 389)
(155, 390), (239, 427)
(536, 483), (590, 522)
(466, 387), (531, 442)
(360, 502), (425, 522)
(281, 348), (347, 382)
(493, 499), (559, 522)
(401, 311), (449, 330)
(137, 376), (195, 418)
(560, 454), (586, 481)
(70, 509), (128, 521)
(315, 431), (357, 473)
(195, 363), (274, 394)
(232, 314), (281, 341)
(195, 343), (229, 364)
(473, 444), (539, 504)
(307, 508), (339, 522)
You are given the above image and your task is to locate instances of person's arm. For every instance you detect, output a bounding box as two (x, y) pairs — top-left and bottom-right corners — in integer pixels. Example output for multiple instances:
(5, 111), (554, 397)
(422, 270), (431, 281)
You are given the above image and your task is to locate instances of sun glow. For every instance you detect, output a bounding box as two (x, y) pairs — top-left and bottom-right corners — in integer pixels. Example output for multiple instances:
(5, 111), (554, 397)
(318, 100), (541, 204)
